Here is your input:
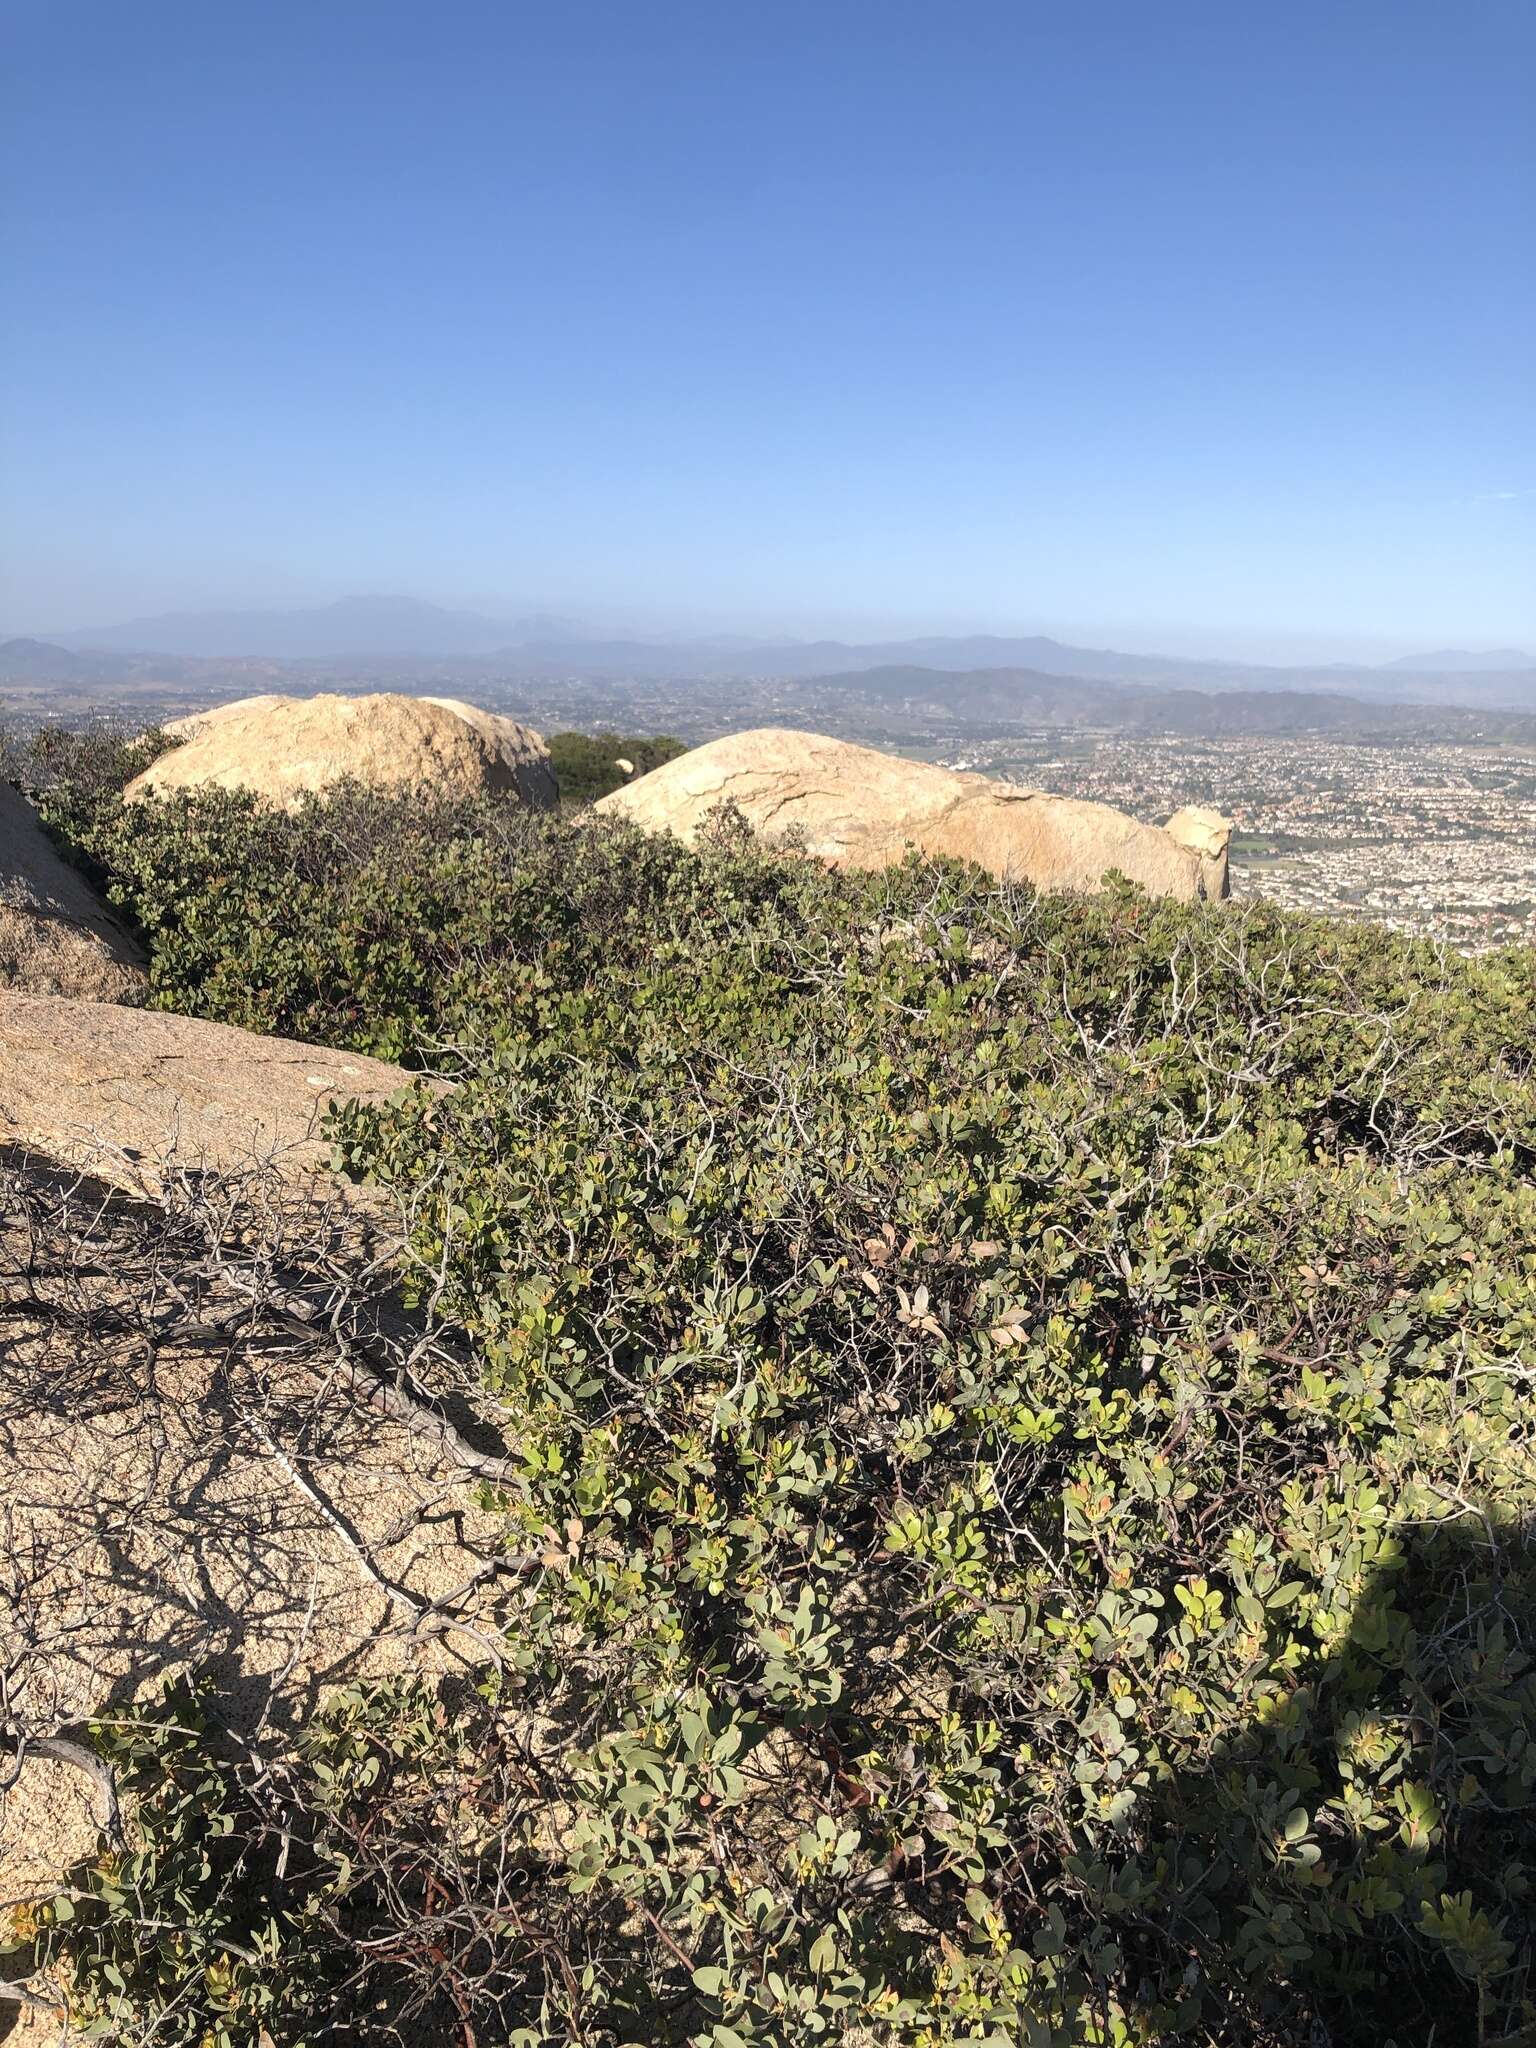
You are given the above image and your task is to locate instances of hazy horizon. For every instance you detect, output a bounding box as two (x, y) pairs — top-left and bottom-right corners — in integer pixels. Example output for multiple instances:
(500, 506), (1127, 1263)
(8, 588), (1532, 673)
(3, 1), (1533, 659)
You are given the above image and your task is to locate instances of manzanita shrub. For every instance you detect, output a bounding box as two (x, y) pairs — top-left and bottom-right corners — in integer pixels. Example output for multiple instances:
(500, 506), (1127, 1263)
(546, 729), (687, 806)
(9, 755), (1536, 2045)
(26, 759), (764, 1061)
(323, 858), (1536, 2048)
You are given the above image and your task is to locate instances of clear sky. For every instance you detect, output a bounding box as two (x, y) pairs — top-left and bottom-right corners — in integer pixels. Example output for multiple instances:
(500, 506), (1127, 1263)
(2, 0), (1532, 659)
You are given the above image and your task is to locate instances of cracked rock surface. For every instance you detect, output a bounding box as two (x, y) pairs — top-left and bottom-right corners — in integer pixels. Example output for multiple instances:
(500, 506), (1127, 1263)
(0, 991), (418, 1199)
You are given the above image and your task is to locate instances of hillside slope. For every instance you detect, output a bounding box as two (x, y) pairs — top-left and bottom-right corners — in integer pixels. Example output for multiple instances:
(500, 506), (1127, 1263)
(2, 731), (1533, 2048)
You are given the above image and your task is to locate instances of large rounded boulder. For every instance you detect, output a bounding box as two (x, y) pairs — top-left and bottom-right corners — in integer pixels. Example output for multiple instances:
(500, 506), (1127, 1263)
(0, 783), (146, 1000)
(126, 692), (556, 809)
(595, 728), (1231, 902)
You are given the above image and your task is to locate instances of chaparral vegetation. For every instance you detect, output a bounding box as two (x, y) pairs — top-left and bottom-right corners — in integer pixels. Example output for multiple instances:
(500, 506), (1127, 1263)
(3, 725), (1534, 2048)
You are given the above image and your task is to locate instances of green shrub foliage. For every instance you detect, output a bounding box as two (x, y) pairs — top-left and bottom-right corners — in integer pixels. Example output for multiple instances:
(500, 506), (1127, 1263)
(547, 728), (686, 806)
(8, 754), (1536, 2045)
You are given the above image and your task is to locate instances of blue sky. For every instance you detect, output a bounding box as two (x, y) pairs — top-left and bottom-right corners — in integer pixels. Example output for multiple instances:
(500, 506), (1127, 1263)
(2, 0), (1532, 659)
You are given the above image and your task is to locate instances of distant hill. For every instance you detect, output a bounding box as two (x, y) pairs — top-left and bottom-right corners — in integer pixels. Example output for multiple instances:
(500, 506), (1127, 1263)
(0, 636), (295, 695)
(766, 633), (1189, 682)
(0, 636), (130, 684)
(1383, 648), (1536, 673)
(796, 664), (1536, 739)
(496, 635), (1536, 712)
(493, 630), (1221, 684)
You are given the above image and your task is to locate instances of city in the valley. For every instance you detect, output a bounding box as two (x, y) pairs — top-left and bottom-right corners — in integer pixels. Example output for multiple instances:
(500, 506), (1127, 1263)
(937, 732), (1536, 950)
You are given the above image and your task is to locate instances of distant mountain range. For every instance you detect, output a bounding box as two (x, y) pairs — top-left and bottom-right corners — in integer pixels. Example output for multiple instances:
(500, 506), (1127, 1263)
(8, 596), (1535, 717)
(50, 596), (1215, 675)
